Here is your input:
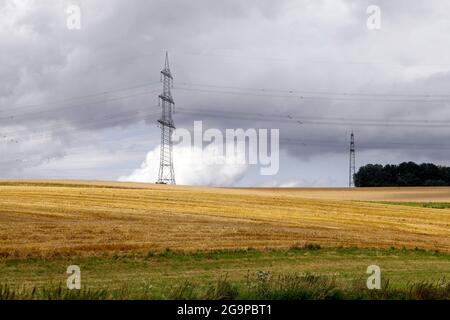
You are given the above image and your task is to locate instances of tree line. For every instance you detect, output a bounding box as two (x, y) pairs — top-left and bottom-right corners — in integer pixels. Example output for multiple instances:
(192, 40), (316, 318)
(354, 162), (450, 187)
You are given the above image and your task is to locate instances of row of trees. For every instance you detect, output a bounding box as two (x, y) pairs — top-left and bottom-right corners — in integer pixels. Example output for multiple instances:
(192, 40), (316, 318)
(354, 162), (450, 187)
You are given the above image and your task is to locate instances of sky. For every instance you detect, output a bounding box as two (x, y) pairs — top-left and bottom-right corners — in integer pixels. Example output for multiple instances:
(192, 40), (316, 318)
(1, 0), (450, 187)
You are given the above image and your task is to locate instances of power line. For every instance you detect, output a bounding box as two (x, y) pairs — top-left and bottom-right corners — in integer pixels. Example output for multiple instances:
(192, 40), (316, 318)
(0, 107), (160, 143)
(4, 102), (450, 144)
(2, 79), (450, 123)
(1, 129), (160, 154)
(176, 107), (450, 128)
(0, 89), (160, 121)
(179, 51), (450, 68)
(175, 86), (450, 104)
(0, 81), (161, 115)
(177, 81), (450, 98)
(280, 138), (450, 150)
(3, 101), (450, 147)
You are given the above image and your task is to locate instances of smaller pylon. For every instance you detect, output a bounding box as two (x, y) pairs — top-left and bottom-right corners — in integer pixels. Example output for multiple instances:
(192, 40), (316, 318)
(349, 131), (356, 188)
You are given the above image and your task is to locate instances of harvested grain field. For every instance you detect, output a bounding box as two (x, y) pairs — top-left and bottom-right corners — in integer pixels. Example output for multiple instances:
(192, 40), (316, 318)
(0, 180), (449, 258)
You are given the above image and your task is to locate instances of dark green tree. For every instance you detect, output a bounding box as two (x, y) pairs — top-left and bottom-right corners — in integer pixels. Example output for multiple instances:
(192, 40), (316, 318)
(354, 162), (450, 187)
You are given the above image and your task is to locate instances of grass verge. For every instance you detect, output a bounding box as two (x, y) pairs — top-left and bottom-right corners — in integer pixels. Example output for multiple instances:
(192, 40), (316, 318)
(1, 274), (448, 300)
(377, 201), (450, 209)
(0, 245), (448, 300)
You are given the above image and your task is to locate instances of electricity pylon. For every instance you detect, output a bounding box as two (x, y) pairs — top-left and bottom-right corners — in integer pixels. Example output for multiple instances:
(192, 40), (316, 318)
(156, 52), (176, 184)
(349, 131), (356, 188)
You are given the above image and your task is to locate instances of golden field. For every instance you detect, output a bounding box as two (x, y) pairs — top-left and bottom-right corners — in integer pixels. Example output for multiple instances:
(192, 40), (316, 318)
(0, 180), (449, 258)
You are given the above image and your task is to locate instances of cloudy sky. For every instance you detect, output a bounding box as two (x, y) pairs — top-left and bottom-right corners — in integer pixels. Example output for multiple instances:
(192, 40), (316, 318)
(1, 0), (450, 187)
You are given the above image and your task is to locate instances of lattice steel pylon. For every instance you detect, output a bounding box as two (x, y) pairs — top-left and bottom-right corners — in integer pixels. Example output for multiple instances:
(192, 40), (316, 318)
(349, 131), (356, 188)
(156, 52), (176, 185)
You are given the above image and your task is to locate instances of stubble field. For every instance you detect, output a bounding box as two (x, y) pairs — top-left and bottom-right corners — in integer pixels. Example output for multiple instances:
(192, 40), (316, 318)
(0, 180), (449, 299)
(0, 180), (449, 258)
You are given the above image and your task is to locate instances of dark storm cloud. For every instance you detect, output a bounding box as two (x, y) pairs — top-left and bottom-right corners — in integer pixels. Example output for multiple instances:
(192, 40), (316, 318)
(1, 0), (450, 176)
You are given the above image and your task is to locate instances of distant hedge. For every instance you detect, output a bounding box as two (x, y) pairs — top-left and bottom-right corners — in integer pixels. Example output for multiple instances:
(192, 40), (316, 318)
(354, 162), (450, 187)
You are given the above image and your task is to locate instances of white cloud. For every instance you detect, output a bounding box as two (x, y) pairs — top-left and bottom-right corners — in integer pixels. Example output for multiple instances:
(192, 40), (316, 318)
(119, 143), (248, 186)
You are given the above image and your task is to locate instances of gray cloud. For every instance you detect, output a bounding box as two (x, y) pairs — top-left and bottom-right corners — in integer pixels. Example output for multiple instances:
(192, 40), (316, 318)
(1, 0), (450, 184)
